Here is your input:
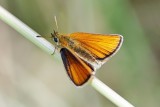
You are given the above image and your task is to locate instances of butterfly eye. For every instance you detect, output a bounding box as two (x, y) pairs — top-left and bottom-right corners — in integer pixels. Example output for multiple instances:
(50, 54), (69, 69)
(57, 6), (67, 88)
(53, 37), (59, 43)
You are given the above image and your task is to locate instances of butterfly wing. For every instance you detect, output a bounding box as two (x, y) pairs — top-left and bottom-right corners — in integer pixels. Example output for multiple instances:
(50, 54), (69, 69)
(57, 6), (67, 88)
(70, 32), (123, 63)
(60, 48), (94, 86)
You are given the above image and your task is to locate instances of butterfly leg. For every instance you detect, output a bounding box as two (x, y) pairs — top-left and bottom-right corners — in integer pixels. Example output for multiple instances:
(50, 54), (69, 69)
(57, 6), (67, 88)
(51, 46), (58, 55)
(36, 35), (56, 55)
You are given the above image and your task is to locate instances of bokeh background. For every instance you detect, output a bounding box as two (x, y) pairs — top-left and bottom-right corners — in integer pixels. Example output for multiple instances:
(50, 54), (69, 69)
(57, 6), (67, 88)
(0, 0), (160, 107)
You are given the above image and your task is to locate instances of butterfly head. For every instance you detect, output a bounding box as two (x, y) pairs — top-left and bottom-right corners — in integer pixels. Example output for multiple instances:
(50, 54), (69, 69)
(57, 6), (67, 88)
(51, 30), (60, 45)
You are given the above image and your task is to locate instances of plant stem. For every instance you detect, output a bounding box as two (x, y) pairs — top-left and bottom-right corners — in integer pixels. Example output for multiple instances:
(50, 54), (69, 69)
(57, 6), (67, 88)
(91, 77), (134, 107)
(0, 6), (134, 107)
(0, 6), (55, 55)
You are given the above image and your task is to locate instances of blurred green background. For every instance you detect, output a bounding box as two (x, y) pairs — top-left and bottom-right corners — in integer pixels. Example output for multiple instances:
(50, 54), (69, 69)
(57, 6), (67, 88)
(0, 0), (160, 107)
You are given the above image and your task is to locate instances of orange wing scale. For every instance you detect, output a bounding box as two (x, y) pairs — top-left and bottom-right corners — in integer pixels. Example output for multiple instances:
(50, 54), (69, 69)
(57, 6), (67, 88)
(60, 48), (93, 86)
(70, 32), (122, 60)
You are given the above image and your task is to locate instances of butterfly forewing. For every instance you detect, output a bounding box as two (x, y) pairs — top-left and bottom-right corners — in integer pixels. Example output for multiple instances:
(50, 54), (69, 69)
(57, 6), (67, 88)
(60, 48), (94, 86)
(70, 32), (123, 61)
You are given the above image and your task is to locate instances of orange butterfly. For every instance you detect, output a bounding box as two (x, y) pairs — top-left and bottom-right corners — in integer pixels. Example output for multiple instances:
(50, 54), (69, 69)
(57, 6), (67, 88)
(51, 31), (123, 86)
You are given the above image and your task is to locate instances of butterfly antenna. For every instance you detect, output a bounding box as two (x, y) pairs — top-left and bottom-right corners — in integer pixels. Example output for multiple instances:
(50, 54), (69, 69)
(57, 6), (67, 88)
(54, 16), (59, 31)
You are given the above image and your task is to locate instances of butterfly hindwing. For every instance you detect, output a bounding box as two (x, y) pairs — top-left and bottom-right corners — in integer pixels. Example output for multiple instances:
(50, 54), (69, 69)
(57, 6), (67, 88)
(60, 48), (94, 86)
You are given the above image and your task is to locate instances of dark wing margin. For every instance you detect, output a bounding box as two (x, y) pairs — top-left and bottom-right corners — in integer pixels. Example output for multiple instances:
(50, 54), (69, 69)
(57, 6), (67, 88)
(60, 48), (94, 86)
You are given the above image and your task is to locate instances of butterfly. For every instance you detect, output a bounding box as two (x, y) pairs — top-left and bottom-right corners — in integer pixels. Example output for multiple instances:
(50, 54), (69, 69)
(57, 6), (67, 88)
(51, 31), (123, 86)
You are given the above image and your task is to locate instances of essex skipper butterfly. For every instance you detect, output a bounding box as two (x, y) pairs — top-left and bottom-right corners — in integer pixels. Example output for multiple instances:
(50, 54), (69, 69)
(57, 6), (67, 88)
(51, 30), (123, 86)
(50, 16), (123, 86)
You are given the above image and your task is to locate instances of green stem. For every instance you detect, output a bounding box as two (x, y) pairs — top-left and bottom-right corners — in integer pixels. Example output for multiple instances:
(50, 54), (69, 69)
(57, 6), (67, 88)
(0, 6), (55, 55)
(91, 77), (134, 107)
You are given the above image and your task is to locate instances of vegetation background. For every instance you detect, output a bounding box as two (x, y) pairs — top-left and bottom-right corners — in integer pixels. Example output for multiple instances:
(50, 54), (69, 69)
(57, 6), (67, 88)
(0, 0), (160, 107)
